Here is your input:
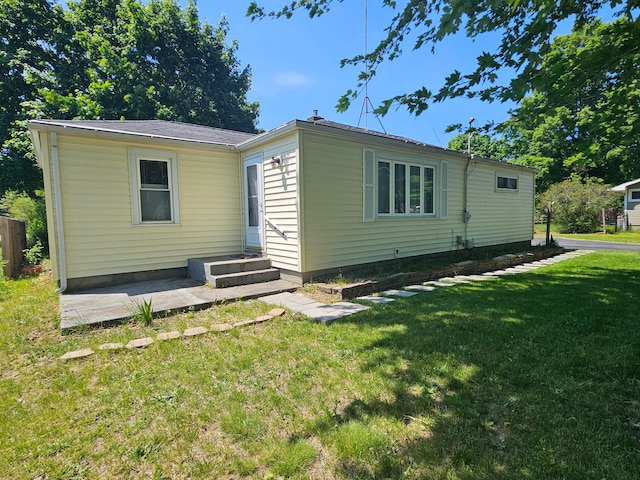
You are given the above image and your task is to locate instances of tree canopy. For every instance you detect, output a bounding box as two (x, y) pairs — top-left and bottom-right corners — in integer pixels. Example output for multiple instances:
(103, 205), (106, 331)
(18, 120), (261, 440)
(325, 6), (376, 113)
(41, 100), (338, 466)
(447, 131), (508, 161)
(249, 1), (640, 193)
(0, 0), (259, 195)
(248, 0), (639, 115)
(500, 19), (640, 191)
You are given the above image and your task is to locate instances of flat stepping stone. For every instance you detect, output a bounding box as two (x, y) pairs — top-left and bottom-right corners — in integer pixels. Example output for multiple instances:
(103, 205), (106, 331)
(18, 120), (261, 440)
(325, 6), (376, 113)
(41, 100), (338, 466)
(126, 337), (154, 349)
(156, 331), (181, 341)
(304, 303), (370, 322)
(464, 275), (497, 281)
(331, 302), (370, 313)
(381, 289), (417, 297)
(487, 270), (515, 276)
(439, 277), (471, 284)
(98, 342), (124, 350)
(504, 268), (524, 274)
(60, 348), (94, 361)
(424, 281), (457, 287)
(405, 285), (436, 291)
(210, 323), (233, 332)
(260, 293), (368, 321)
(254, 314), (274, 323)
(183, 326), (208, 337)
(356, 295), (395, 304)
(233, 318), (258, 327)
(259, 292), (324, 313)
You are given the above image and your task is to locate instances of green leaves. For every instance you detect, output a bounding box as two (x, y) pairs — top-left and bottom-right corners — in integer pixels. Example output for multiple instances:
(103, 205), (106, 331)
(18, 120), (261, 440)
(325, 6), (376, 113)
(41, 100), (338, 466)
(251, 0), (640, 126)
(502, 18), (640, 191)
(0, 0), (260, 195)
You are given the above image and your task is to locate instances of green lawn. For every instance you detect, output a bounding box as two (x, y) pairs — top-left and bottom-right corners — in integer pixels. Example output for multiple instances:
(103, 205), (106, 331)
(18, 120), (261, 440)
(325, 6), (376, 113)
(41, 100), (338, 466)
(2, 252), (640, 479)
(535, 224), (640, 243)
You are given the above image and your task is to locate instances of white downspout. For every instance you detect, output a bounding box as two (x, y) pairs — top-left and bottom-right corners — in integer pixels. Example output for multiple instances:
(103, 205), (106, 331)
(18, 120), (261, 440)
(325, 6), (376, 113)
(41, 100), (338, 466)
(50, 132), (68, 292)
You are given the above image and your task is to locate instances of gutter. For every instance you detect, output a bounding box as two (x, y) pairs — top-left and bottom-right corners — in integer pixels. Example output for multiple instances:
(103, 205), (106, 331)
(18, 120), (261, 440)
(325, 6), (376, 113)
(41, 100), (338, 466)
(50, 132), (68, 293)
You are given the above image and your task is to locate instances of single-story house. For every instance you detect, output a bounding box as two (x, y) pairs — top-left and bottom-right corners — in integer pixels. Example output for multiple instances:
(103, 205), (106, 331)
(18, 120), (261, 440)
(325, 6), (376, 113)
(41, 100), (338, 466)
(611, 178), (640, 229)
(29, 115), (536, 291)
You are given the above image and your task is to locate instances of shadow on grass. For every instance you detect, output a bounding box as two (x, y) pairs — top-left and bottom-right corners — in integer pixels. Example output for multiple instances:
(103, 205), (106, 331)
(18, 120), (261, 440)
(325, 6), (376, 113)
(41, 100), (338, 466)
(307, 262), (640, 479)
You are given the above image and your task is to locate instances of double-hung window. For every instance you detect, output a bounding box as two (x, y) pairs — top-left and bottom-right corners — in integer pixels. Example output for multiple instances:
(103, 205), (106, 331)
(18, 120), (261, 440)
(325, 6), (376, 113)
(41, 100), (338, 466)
(377, 159), (435, 216)
(129, 148), (180, 225)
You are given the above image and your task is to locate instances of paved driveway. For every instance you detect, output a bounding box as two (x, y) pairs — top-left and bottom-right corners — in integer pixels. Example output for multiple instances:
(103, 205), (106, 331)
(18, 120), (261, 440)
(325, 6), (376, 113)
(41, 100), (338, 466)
(532, 237), (640, 251)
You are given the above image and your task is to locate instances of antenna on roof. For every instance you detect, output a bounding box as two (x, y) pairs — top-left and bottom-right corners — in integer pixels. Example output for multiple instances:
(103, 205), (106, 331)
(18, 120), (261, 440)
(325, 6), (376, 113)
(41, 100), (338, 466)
(357, 0), (386, 133)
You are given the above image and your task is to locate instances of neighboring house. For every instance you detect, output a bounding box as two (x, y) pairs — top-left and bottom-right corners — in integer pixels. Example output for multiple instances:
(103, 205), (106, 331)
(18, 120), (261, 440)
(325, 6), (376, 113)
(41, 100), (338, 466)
(29, 116), (536, 291)
(611, 178), (640, 229)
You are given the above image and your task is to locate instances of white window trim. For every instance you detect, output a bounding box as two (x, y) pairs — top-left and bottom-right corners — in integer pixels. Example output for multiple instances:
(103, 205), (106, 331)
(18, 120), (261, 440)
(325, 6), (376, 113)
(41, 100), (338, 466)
(629, 189), (640, 202)
(376, 156), (438, 218)
(129, 147), (180, 226)
(496, 173), (519, 192)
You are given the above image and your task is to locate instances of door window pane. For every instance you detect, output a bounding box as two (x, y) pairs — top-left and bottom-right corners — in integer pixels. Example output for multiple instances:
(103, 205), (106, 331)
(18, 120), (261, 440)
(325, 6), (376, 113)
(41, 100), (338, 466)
(247, 164), (259, 227)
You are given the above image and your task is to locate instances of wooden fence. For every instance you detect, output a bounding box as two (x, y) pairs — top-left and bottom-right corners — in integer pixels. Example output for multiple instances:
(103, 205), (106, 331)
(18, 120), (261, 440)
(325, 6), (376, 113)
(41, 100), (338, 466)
(0, 216), (26, 278)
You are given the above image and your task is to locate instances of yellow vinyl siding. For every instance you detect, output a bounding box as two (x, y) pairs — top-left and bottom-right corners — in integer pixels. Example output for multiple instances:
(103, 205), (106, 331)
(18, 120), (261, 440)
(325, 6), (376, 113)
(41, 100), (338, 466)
(300, 131), (469, 272)
(244, 133), (301, 271)
(466, 166), (534, 246)
(55, 134), (241, 279)
(299, 131), (534, 273)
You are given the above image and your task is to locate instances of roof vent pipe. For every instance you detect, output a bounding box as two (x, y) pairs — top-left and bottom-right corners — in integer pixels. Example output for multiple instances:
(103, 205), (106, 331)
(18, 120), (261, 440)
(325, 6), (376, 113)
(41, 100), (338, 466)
(307, 110), (324, 121)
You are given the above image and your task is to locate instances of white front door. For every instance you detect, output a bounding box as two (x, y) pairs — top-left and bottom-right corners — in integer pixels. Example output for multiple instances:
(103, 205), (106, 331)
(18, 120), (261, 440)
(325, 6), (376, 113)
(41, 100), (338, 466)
(243, 155), (265, 251)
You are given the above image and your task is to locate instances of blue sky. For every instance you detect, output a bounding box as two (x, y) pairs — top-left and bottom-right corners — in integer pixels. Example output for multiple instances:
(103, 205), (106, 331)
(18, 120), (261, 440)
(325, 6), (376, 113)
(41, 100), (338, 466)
(192, 1), (517, 146)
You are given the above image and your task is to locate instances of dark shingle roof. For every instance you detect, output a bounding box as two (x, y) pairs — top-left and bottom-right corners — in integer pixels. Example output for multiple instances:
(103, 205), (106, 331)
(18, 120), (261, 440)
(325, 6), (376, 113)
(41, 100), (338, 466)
(30, 119), (257, 146)
(300, 118), (436, 148)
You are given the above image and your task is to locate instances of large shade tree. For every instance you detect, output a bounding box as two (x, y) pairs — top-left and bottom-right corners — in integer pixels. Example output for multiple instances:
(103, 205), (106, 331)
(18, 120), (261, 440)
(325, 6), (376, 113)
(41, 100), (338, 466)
(501, 19), (640, 192)
(249, 0), (639, 113)
(249, 1), (639, 192)
(0, 0), (259, 195)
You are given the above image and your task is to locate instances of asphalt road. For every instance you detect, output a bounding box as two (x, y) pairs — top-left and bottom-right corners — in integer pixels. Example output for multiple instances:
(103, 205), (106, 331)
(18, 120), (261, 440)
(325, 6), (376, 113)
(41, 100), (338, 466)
(532, 237), (640, 251)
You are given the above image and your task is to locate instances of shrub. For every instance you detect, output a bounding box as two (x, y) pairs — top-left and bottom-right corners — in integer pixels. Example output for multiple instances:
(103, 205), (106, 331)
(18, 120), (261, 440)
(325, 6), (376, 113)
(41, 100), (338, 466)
(0, 190), (48, 254)
(22, 241), (43, 266)
(538, 178), (620, 233)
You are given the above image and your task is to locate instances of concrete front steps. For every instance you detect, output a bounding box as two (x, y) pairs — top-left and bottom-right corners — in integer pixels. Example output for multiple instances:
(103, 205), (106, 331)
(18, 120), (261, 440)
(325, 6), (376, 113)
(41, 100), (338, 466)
(187, 255), (281, 288)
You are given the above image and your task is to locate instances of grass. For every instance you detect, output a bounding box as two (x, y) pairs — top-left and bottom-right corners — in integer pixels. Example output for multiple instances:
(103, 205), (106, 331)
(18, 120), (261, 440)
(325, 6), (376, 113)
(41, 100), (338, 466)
(535, 223), (640, 243)
(2, 252), (640, 478)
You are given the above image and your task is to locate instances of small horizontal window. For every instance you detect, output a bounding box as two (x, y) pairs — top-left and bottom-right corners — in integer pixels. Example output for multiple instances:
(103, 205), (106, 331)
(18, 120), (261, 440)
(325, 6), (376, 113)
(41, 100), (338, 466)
(497, 175), (518, 191)
(630, 190), (640, 201)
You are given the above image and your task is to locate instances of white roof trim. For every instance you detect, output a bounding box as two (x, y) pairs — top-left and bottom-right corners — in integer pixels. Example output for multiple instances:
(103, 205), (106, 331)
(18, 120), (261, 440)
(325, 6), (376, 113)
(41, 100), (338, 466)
(611, 178), (640, 191)
(28, 120), (243, 149)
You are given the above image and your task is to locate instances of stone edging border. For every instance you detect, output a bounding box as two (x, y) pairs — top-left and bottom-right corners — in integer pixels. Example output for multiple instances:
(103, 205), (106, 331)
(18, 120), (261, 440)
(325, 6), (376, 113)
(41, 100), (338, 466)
(319, 248), (565, 299)
(60, 308), (286, 361)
